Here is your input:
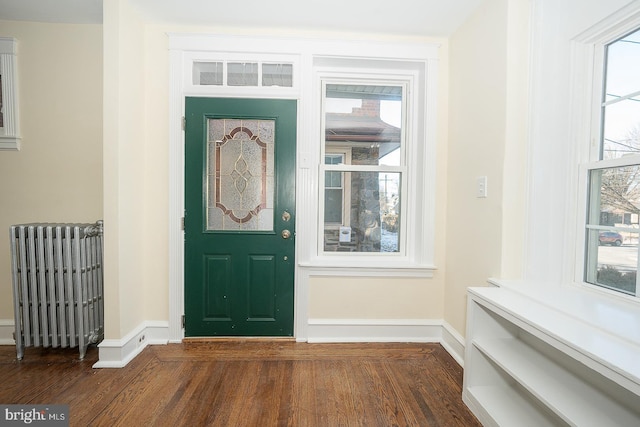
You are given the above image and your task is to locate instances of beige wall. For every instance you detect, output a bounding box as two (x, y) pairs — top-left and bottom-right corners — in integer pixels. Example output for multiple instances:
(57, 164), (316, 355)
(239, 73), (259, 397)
(0, 0), (531, 347)
(0, 0), (529, 344)
(136, 22), (452, 329)
(102, 0), (154, 339)
(0, 21), (103, 322)
(444, 0), (529, 334)
(309, 276), (443, 319)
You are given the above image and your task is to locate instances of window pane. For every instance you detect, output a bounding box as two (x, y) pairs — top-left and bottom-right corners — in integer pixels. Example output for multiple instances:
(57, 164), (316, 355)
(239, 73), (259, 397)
(325, 84), (402, 166)
(323, 171), (401, 253)
(601, 28), (640, 160)
(586, 228), (638, 295)
(325, 154), (344, 165)
(325, 170), (342, 188)
(227, 62), (258, 86)
(193, 62), (223, 85)
(605, 28), (640, 99)
(324, 189), (343, 223)
(262, 63), (293, 87)
(602, 99), (640, 159)
(585, 166), (640, 294)
(587, 166), (640, 227)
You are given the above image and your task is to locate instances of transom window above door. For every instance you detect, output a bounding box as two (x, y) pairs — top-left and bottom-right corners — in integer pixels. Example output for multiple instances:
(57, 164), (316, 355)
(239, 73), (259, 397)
(193, 61), (294, 87)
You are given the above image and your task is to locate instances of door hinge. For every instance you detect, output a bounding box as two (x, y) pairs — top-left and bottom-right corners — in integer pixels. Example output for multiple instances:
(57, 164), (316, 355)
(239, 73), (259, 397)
(182, 315), (185, 329)
(181, 217), (185, 231)
(182, 116), (186, 131)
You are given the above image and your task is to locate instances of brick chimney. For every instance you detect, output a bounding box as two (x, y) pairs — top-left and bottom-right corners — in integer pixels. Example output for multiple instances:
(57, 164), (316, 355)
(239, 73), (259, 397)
(351, 99), (381, 118)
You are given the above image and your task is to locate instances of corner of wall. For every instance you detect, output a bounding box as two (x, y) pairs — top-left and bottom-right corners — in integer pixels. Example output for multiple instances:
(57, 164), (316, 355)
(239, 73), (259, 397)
(93, 321), (169, 368)
(0, 319), (15, 346)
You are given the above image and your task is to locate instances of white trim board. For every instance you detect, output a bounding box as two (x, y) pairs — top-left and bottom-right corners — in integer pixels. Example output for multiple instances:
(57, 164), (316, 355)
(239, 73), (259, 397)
(307, 318), (465, 365)
(93, 321), (169, 368)
(441, 320), (466, 367)
(0, 319), (169, 367)
(0, 319), (15, 345)
(2, 318), (465, 368)
(92, 319), (465, 368)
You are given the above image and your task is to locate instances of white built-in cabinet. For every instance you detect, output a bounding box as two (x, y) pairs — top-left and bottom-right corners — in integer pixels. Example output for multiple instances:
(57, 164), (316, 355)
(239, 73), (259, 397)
(463, 281), (640, 426)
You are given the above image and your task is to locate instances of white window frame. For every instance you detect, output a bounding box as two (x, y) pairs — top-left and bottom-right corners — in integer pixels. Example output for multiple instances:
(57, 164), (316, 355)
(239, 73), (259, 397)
(307, 58), (435, 272)
(182, 50), (300, 99)
(0, 37), (20, 151)
(573, 5), (640, 301)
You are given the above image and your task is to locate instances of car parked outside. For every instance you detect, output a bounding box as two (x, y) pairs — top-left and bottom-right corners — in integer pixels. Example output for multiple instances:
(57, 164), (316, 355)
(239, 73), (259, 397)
(599, 231), (623, 246)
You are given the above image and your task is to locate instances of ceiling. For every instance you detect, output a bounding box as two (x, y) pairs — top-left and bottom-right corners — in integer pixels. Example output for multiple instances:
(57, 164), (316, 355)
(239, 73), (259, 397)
(0, 0), (103, 24)
(0, 0), (483, 37)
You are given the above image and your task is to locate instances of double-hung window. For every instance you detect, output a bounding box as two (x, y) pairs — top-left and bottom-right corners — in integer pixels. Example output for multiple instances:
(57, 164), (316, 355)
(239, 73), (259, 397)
(584, 27), (640, 297)
(307, 50), (436, 271)
(320, 81), (405, 254)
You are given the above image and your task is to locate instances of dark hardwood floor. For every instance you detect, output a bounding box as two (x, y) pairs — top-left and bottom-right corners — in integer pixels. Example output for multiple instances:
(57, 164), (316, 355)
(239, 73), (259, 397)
(0, 341), (481, 426)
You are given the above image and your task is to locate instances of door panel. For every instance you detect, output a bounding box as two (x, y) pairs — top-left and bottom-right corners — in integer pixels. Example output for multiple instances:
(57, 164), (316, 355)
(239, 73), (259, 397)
(204, 255), (232, 320)
(184, 97), (296, 337)
(247, 255), (276, 320)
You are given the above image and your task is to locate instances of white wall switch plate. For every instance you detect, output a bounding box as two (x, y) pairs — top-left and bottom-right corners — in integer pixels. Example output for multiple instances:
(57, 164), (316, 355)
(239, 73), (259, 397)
(476, 176), (488, 198)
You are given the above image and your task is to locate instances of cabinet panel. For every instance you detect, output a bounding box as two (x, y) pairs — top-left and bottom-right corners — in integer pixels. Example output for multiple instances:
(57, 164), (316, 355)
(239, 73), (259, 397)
(463, 286), (640, 427)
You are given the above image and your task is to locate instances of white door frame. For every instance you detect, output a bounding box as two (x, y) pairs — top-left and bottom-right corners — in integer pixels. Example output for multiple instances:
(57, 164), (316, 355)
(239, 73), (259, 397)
(167, 34), (305, 341)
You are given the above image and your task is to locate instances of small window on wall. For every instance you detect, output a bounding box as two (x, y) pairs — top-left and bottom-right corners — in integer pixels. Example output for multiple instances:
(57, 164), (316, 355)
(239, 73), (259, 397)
(324, 151), (351, 225)
(321, 82), (404, 253)
(0, 37), (19, 150)
(584, 27), (640, 297)
(192, 61), (293, 88)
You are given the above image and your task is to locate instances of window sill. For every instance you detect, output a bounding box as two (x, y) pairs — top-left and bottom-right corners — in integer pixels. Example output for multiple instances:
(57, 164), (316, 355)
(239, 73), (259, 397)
(0, 136), (21, 151)
(488, 278), (640, 346)
(298, 259), (436, 277)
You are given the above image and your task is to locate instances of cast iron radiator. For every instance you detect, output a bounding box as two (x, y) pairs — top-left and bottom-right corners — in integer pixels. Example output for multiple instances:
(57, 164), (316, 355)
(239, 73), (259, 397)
(9, 221), (104, 360)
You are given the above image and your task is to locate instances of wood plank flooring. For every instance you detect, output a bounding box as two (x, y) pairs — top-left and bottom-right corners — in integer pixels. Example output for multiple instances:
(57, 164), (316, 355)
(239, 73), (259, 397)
(0, 341), (481, 427)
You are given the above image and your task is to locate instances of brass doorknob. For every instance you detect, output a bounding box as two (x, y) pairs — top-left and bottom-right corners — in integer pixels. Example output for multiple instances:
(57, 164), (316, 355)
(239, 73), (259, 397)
(281, 229), (291, 239)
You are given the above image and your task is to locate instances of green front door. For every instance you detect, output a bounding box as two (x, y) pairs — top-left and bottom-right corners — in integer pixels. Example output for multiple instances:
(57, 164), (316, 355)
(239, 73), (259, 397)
(184, 97), (296, 336)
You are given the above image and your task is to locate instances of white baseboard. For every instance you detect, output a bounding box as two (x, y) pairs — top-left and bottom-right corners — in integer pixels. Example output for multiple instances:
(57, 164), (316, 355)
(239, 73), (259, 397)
(0, 319), (15, 345)
(3, 317), (466, 368)
(93, 320), (169, 368)
(306, 318), (441, 343)
(307, 318), (466, 364)
(441, 321), (466, 367)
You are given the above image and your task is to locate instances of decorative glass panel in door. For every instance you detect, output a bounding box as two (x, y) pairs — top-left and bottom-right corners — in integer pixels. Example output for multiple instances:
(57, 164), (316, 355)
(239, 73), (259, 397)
(207, 119), (275, 231)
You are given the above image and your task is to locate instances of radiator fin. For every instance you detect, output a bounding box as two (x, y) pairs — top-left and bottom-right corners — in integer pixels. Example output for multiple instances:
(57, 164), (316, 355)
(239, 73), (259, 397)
(10, 221), (104, 360)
